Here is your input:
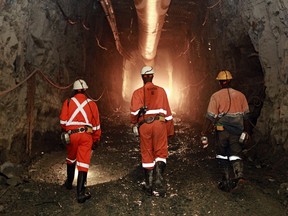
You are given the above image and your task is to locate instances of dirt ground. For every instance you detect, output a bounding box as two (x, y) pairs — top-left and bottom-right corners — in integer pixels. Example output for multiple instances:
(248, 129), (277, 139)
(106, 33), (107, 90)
(0, 113), (287, 216)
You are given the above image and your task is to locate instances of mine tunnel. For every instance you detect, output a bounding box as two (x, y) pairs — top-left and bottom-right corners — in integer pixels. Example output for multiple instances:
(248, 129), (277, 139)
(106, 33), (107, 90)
(0, 0), (287, 215)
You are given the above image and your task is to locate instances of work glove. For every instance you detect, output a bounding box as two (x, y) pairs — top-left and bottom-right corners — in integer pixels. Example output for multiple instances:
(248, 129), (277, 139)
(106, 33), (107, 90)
(132, 123), (139, 137)
(239, 132), (249, 144)
(200, 136), (209, 149)
(200, 131), (209, 149)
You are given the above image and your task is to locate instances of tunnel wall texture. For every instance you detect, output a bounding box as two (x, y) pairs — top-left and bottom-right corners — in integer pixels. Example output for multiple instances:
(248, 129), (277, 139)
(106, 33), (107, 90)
(245, 0), (288, 154)
(0, 1), (85, 162)
(242, 0), (288, 154)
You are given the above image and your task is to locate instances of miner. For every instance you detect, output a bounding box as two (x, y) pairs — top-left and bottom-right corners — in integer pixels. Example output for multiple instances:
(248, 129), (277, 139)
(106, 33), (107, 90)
(130, 66), (174, 196)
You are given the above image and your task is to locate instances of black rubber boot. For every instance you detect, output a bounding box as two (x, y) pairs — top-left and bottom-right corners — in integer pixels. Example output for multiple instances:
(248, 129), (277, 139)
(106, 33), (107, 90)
(153, 161), (166, 197)
(217, 158), (233, 192)
(143, 169), (153, 196)
(64, 163), (75, 190)
(232, 160), (244, 179)
(77, 171), (91, 203)
(230, 160), (245, 192)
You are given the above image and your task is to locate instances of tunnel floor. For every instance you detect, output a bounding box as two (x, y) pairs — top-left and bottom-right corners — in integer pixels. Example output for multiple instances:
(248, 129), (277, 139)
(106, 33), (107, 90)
(0, 113), (287, 215)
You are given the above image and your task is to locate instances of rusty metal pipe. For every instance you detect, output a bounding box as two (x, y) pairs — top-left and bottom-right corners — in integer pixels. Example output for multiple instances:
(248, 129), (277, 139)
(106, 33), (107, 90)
(134, 0), (171, 62)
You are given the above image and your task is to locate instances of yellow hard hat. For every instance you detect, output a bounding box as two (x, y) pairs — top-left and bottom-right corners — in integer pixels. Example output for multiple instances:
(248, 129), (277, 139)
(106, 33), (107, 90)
(216, 70), (233, 80)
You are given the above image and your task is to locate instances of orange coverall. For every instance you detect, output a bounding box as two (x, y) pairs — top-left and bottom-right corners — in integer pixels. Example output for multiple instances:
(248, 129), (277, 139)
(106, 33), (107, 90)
(130, 82), (174, 169)
(60, 93), (101, 172)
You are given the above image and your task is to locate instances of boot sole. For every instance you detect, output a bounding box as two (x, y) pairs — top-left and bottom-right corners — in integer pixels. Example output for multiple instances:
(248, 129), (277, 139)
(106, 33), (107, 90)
(77, 195), (91, 203)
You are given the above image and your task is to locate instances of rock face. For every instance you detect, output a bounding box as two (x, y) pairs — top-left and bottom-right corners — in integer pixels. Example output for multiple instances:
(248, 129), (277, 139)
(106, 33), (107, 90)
(0, 1), (84, 162)
(0, 0), (287, 164)
(243, 0), (288, 152)
(199, 0), (288, 160)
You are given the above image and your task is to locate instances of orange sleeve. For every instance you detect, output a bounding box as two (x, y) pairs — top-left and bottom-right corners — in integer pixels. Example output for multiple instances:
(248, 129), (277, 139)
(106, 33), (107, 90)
(91, 102), (101, 142)
(207, 94), (219, 116)
(59, 99), (69, 130)
(130, 89), (144, 124)
(163, 89), (174, 136)
(242, 95), (249, 113)
(166, 120), (174, 137)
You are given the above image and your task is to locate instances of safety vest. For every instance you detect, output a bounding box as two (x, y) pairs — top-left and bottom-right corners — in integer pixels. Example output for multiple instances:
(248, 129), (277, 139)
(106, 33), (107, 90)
(60, 94), (101, 133)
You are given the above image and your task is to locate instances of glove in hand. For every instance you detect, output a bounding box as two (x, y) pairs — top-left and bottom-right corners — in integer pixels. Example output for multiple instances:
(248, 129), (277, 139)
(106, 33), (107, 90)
(200, 136), (209, 149)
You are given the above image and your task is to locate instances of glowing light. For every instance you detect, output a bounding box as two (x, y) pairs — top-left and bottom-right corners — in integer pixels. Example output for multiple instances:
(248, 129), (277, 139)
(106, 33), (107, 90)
(122, 58), (142, 102)
(208, 41), (212, 51)
(121, 49), (190, 113)
(30, 151), (130, 187)
(164, 88), (170, 97)
(135, 0), (171, 60)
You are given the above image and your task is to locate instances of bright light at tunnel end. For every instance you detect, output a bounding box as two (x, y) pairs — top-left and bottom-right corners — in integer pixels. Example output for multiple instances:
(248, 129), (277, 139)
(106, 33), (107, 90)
(121, 50), (184, 113)
(164, 88), (170, 98)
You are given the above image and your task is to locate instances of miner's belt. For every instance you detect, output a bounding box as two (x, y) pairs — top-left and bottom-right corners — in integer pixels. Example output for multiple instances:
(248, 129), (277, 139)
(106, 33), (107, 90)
(68, 127), (87, 135)
(138, 115), (165, 127)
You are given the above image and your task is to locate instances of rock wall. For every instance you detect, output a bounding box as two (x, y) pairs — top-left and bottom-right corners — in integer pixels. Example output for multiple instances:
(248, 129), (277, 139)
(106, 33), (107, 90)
(214, 0), (288, 153)
(0, 0), (84, 162)
(240, 0), (288, 152)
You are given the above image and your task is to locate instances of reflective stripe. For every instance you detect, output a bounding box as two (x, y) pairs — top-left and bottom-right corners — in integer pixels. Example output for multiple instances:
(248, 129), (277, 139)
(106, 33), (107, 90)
(143, 158), (166, 168)
(60, 120), (67, 124)
(93, 125), (101, 131)
(62, 97), (100, 130)
(131, 108), (168, 117)
(225, 112), (245, 117)
(216, 155), (228, 160)
(142, 162), (155, 168)
(208, 112), (246, 118)
(207, 112), (217, 119)
(165, 115), (173, 121)
(131, 110), (139, 116)
(66, 121), (93, 127)
(146, 109), (167, 115)
(66, 98), (91, 126)
(66, 158), (76, 163)
(77, 161), (90, 169)
(229, 156), (242, 161)
(216, 155), (242, 161)
(155, 157), (166, 163)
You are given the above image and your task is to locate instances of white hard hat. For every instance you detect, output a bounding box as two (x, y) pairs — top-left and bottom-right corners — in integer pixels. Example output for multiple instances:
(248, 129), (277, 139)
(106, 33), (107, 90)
(141, 66), (154, 75)
(73, 79), (88, 90)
